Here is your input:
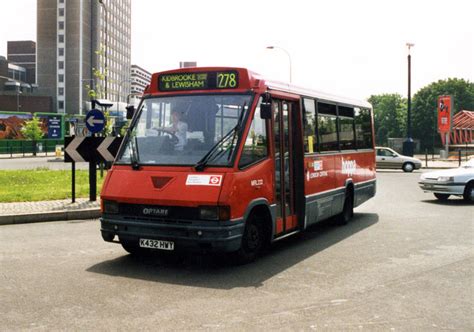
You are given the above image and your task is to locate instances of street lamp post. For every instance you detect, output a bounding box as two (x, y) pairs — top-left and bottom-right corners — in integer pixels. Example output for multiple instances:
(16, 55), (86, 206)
(98, 0), (108, 99)
(117, 79), (132, 117)
(403, 42), (415, 156)
(266, 46), (292, 83)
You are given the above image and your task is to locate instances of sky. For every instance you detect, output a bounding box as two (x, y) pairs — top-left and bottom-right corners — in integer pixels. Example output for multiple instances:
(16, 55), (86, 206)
(0, 0), (472, 101)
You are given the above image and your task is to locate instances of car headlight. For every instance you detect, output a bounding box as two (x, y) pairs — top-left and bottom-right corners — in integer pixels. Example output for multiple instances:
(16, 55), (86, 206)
(437, 176), (454, 182)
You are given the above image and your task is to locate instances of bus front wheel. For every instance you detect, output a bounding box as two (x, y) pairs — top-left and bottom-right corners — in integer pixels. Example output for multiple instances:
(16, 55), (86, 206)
(232, 214), (263, 264)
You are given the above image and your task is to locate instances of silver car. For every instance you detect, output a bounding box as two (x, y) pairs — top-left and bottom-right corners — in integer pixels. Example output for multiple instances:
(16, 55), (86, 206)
(419, 158), (474, 202)
(376, 147), (422, 172)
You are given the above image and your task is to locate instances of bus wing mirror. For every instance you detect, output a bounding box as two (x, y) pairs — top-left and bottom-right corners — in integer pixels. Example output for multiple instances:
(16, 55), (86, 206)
(260, 103), (272, 119)
(260, 92), (272, 119)
(126, 105), (136, 119)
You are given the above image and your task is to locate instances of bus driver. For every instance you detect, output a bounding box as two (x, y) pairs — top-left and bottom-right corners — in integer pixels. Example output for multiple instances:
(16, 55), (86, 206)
(161, 110), (188, 151)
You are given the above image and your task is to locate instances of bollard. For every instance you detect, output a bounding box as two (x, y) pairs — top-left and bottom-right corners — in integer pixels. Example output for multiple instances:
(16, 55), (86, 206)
(458, 149), (461, 167)
(425, 149), (428, 168)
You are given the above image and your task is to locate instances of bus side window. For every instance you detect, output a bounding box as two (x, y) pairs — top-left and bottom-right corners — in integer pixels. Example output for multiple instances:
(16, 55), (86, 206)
(303, 98), (317, 153)
(238, 100), (268, 168)
(355, 107), (373, 149)
(317, 102), (338, 152)
(338, 106), (355, 150)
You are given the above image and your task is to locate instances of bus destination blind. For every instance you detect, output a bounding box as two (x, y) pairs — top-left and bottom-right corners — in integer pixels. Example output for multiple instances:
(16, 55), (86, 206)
(159, 71), (239, 91)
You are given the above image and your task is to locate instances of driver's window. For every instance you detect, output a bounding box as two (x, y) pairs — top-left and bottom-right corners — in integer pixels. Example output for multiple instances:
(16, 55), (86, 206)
(239, 99), (268, 168)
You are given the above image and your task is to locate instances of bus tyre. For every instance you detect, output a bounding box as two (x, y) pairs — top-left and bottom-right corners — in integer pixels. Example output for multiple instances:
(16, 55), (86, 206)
(463, 182), (474, 202)
(233, 214), (263, 264)
(335, 193), (353, 225)
(434, 193), (450, 201)
(121, 240), (145, 256)
(402, 162), (415, 172)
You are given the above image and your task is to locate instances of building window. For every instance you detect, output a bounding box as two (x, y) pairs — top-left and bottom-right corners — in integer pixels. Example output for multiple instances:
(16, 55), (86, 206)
(58, 87), (64, 96)
(58, 101), (64, 109)
(59, 8), (64, 16)
(58, 61), (64, 69)
(58, 48), (64, 56)
(58, 74), (64, 83)
(58, 21), (64, 30)
(58, 34), (64, 43)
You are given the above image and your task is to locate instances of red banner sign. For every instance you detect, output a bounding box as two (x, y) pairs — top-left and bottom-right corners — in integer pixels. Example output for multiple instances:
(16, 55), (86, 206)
(437, 95), (452, 133)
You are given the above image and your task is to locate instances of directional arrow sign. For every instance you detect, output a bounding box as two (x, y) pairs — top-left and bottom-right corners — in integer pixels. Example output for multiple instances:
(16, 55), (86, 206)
(65, 137), (86, 162)
(97, 137), (116, 161)
(65, 136), (123, 162)
(85, 109), (105, 133)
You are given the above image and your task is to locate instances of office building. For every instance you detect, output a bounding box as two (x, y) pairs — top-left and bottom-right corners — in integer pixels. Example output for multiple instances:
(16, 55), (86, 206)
(37, 0), (131, 115)
(7, 41), (36, 84)
(179, 61), (197, 68)
(129, 64), (151, 104)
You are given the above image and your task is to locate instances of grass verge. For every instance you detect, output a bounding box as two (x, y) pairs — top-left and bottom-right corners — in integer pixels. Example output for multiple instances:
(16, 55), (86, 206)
(0, 169), (105, 203)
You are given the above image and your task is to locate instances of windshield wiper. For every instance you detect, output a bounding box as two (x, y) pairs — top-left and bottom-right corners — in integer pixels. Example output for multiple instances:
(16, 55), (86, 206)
(194, 127), (236, 171)
(226, 102), (247, 161)
(129, 135), (140, 170)
(194, 102), (247, 171)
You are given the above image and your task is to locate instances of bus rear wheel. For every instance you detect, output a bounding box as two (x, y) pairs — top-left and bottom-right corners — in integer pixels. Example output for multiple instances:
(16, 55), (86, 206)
(232, 214), (263, 264)
(335, 192), (353, 225)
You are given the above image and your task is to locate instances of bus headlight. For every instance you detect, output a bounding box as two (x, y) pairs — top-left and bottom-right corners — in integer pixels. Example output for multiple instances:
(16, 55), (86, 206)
(103, 200), (119, 214)
(199, 206), (230, 221)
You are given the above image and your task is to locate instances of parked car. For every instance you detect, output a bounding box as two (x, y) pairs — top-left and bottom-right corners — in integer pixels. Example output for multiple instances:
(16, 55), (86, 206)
(419, 158), (474, 202)
(375, 147), (422, 172)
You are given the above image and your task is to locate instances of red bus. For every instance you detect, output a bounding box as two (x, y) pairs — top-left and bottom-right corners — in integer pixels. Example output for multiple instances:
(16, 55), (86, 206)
(100, 67), (376, 263)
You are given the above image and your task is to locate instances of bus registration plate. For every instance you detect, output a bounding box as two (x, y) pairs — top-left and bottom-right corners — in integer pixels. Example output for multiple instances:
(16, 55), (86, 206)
(139, 238), (174, 251)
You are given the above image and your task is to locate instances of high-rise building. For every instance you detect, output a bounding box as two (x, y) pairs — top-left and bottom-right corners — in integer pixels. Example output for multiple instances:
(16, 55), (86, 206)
(37, 0), (131, 115)
(130, 64), (151, 104)
(179, 61), (197, 68)
(7, 41), (36, 84)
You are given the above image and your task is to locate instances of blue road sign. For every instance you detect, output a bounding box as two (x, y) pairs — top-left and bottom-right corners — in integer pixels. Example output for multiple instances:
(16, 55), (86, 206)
(48, 116), (62, 138)
(85, 109), (105, 133)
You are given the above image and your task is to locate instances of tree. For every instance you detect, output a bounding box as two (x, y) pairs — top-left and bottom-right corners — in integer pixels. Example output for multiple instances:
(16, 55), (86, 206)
(368, 94), (407, 146)
(21, 116), (44, 156)
(412, 78), (474, 150)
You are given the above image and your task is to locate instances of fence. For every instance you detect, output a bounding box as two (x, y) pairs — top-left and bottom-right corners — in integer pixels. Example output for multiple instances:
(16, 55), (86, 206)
(0, 139), (64, 157)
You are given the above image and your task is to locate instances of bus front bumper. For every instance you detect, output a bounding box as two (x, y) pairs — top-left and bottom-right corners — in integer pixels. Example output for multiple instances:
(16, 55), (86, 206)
(100, 215), (245, 253)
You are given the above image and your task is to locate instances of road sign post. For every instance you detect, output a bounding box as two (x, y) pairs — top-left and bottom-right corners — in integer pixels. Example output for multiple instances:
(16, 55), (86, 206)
(64, 136), (123, 202)
(85, 109), (105, 201)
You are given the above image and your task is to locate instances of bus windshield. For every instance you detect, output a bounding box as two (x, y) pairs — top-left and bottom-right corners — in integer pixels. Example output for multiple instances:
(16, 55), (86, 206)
(117, 94), (252, 167)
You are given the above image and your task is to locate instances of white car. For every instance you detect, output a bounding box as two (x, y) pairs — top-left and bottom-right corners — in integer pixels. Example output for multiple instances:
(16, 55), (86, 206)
(376, 147), (422, 172)
(419, 158), (474, 202)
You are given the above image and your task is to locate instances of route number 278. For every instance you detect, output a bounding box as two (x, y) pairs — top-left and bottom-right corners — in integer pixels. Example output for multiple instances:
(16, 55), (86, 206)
(217, 72), (237, 88)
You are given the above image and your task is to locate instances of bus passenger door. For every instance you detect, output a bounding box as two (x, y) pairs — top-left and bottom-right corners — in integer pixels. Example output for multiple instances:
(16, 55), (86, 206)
(273, 100), (300, 236)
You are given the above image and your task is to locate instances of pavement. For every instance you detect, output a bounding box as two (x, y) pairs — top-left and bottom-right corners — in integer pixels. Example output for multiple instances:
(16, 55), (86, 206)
(0, 156), (468, 226)
(0, 198), (100, 226)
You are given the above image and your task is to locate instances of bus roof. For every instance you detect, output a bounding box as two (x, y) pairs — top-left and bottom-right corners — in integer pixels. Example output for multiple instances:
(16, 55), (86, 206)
(149, 67), (372, 109)
(264, 79), (372, 109)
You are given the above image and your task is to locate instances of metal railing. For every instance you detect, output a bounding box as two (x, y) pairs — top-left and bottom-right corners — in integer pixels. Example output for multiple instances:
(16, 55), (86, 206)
(0, 140), (64, 158)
